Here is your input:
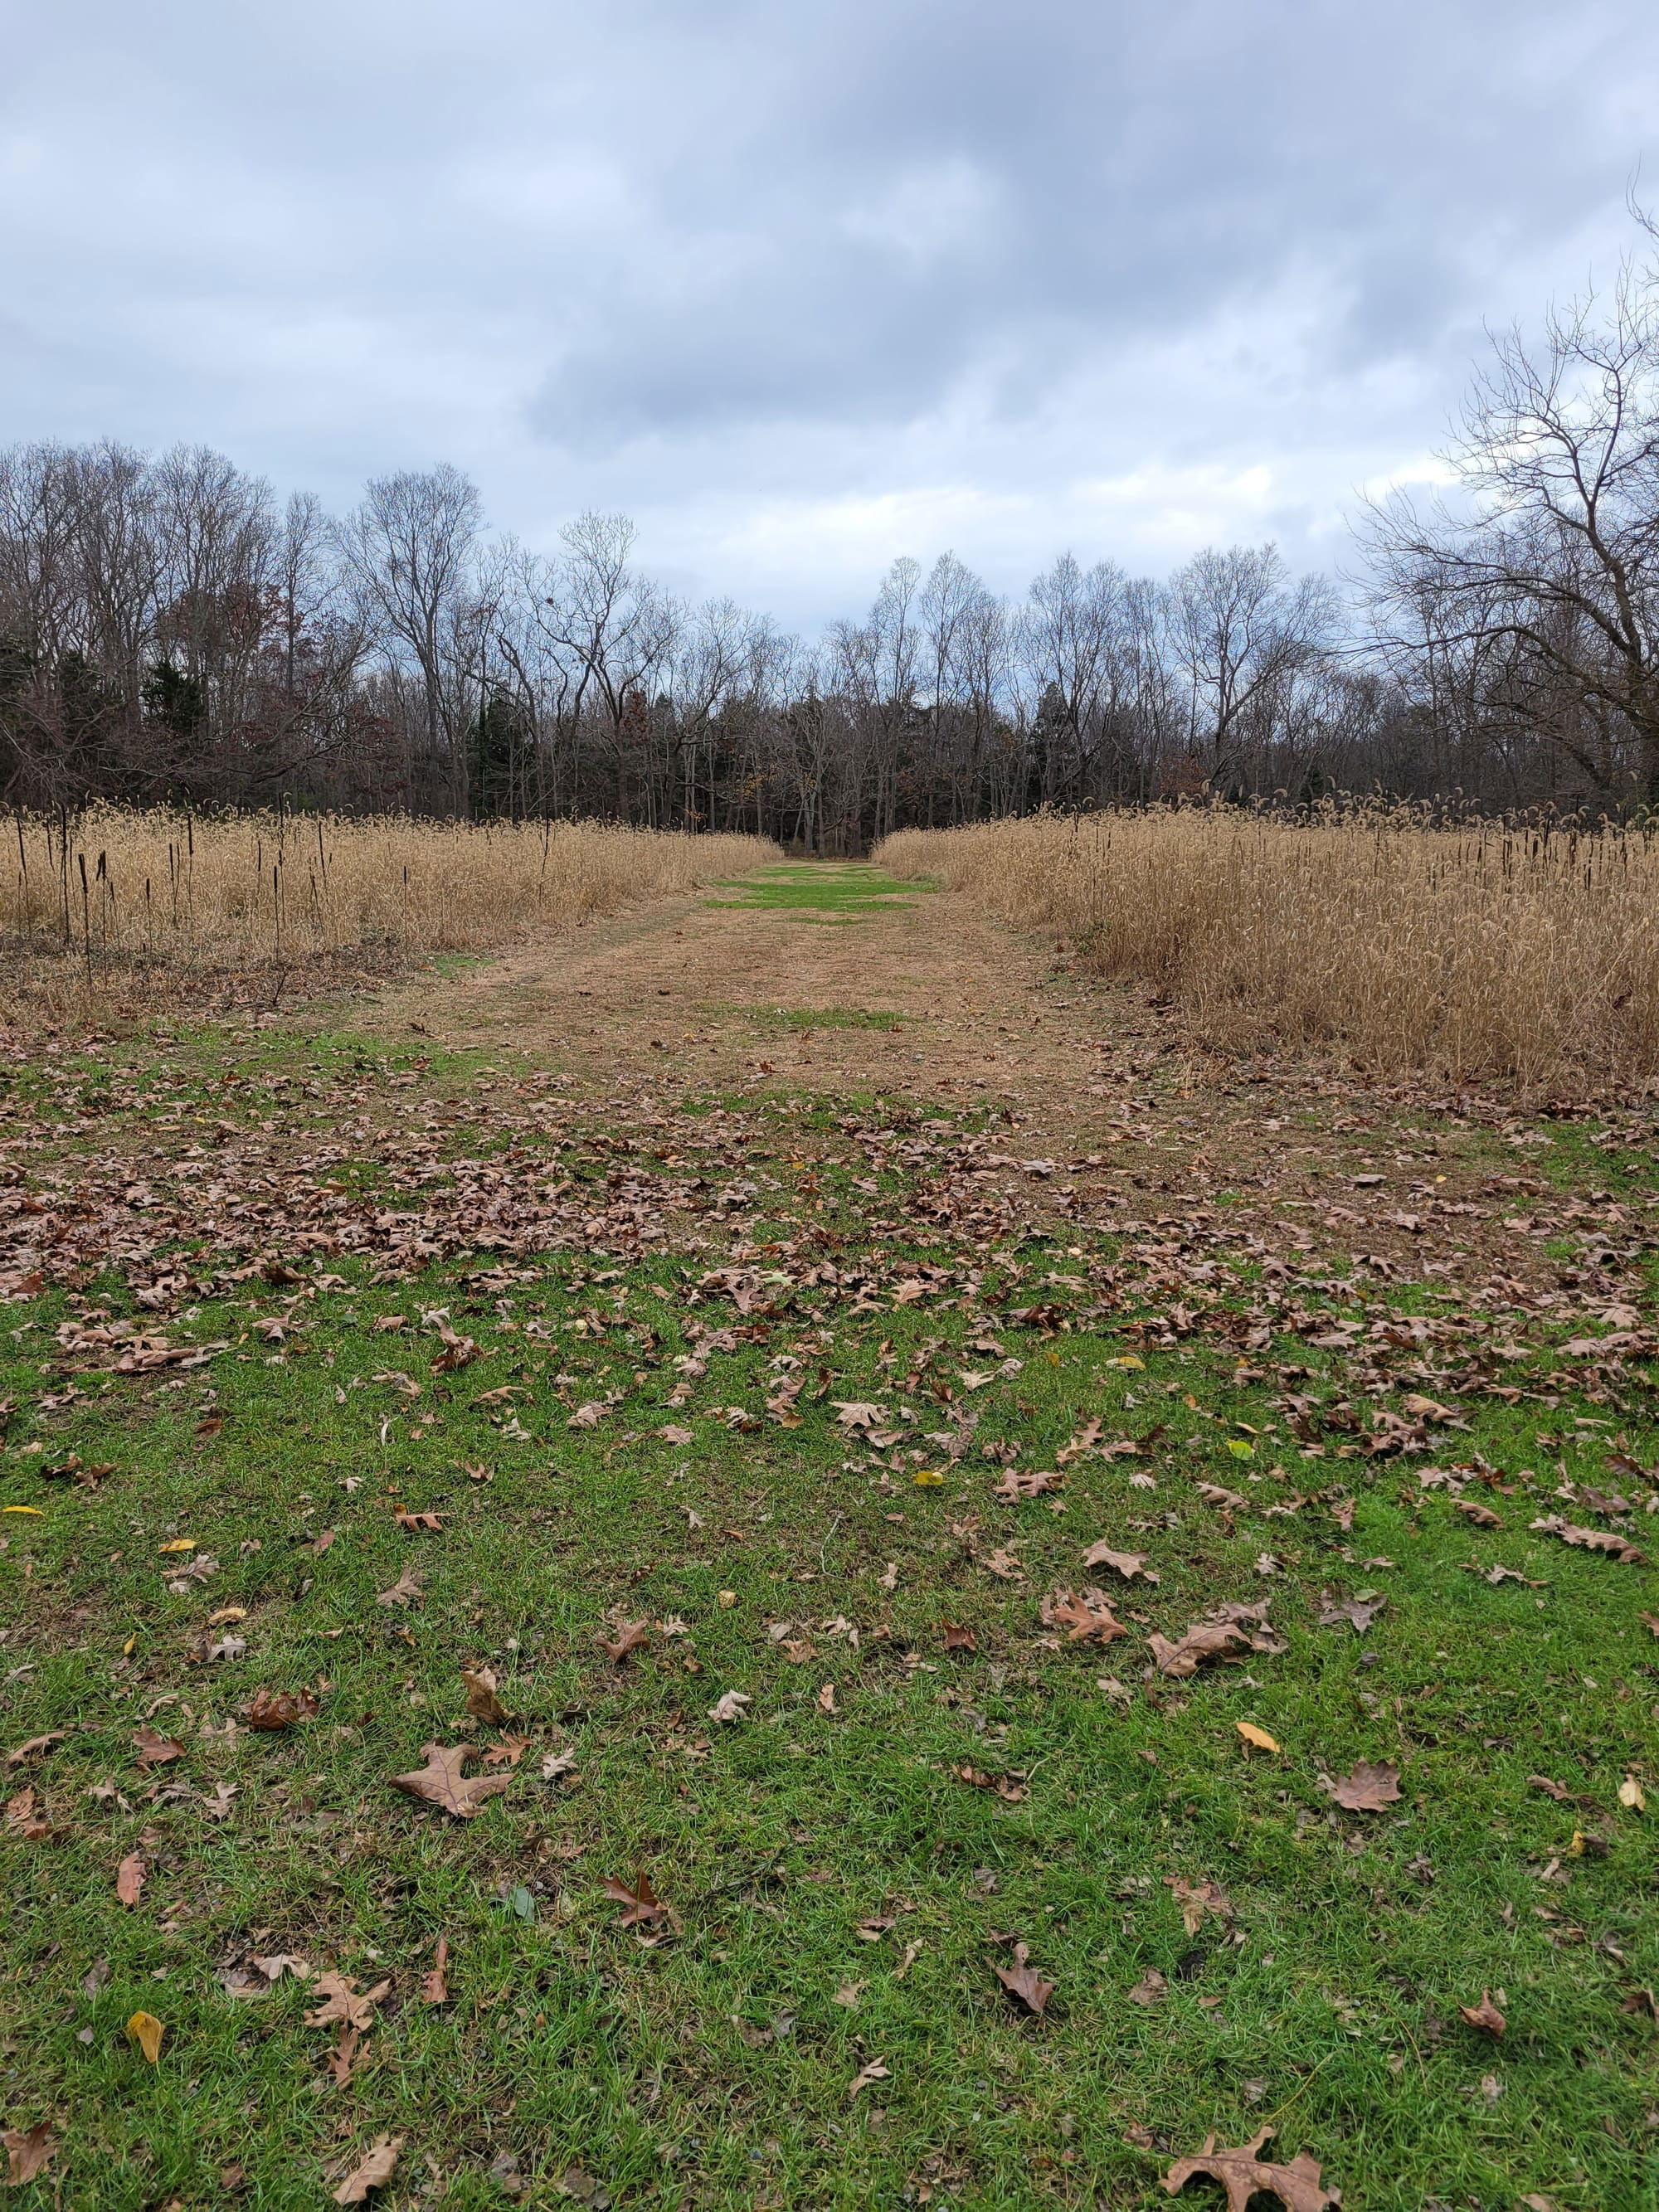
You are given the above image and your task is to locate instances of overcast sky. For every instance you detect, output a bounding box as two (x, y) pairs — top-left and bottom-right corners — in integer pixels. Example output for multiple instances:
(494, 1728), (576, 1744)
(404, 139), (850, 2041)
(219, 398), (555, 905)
(2, 0), (1657, 628)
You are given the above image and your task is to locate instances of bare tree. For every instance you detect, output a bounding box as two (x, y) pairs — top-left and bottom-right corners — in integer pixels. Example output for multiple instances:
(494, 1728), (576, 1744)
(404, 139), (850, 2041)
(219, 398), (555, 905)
(1361, 240), (1659, 799)
(339, 464), (483, 804)
(1165, 543), (1336, 788)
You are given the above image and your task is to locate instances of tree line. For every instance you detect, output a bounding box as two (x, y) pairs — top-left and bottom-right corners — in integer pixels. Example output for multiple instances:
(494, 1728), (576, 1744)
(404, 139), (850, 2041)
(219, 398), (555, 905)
(4, 235), (1658, 840)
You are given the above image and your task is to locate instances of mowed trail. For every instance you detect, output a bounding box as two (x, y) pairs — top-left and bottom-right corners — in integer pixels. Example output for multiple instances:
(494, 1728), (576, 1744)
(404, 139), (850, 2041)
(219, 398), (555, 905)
(362, 862), (1128, 1141)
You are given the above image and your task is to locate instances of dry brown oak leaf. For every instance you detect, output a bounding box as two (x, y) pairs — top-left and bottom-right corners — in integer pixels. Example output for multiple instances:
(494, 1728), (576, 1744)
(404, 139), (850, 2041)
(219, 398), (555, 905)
(1081, 1543), (1160, 1583)
(1161, 2127), (1340, 2211)
(244, 1688), (320, 1731)
(391, 1743), (513, 1819)
(1459, 1990), (1506, 2036)
(333, 2137), (403, 2205)
(596, 1621), (650, 1663)
(4, 2125), (58, 2187)
(460, 1666), (510, 1724)
(995, 1942), (1056, 2015)
(1530, 1516), (1645, 1564)
(304, 1974), (393, 2030)
(602, 1871), (668, 1928)
(1149, 1601), (1280, 1678)
(1318, 1759), (1402, 1812)
(1041, 1587), (1129, 1645)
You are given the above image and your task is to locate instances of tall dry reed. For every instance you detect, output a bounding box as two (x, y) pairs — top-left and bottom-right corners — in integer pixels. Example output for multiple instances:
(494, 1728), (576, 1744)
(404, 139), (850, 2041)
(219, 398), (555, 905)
(878, 808), (1659, 1099)
(2, 809), (779, 1030)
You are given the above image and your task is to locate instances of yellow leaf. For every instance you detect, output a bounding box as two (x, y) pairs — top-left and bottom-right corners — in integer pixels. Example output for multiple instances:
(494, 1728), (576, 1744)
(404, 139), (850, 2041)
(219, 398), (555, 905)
(1226, 1440), (1255, 1460)
(207, 1607), (247, 1626)
(716, 1591), (737, 1609)
(1567, 1829), (1586, 1857)
(1107, 1354), (1145, 1372)
(122, 1633), (137, 1655)
(912, 1470), (944, 1486)
(158, 1539), (197, 1554)
(1236, 1722), (1281, 1753)
(2, 1505), (45, 1516)
(126, 2010), (166, 2064)
(1619, 1775), (1646, 1812)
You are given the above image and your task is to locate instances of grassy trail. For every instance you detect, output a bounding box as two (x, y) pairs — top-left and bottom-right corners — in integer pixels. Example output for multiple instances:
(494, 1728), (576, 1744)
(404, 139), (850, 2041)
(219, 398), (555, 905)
(2, 863), (1657, 2210)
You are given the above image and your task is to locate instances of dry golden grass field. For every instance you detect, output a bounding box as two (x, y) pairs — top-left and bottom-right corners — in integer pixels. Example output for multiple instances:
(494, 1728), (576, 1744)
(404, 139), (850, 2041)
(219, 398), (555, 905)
(878, 809), (1659, 1103)
(1, 809), (781, 1033)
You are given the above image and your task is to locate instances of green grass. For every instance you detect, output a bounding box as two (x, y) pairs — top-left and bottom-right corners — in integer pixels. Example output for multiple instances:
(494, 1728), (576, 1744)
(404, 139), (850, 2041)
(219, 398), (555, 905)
(703, 863), (923, 923)
(742, 1005), (911, 1034)
(2, 1031), (1657, 2210)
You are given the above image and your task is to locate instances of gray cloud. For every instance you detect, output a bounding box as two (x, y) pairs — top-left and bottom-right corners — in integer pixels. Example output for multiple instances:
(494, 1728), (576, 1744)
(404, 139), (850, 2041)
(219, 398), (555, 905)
(2, 0), (1657, 625)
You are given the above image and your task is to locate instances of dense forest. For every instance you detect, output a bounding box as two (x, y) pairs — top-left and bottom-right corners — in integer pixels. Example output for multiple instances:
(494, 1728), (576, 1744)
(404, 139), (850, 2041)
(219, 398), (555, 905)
(4, 254), (1657, 840)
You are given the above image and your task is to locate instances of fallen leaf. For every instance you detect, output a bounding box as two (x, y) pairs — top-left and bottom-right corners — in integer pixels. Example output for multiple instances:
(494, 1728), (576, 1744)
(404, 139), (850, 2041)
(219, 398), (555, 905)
(1167, 1876), (1233, 1934)
(1041, 1587), (1129, 1645)
(375, 1567), (423, 1608)
(1126, 1967), (1168, 2005)
(596, 1621), (649, 1664)
(1619, 1775), (1646, 1812)
(132, 1727), (185, 1768)
(952, 1762), (1029, 1801)
(993, 1468), (1064, 1501)
(941, 1621), (976, 1652)
(1316, 1595), (1385, 1634)
(1527, 1775), (1571, 1801)
(995, 1942), (1056, 2015)
(243, 1688), (320, 1731)
(390, 1743), (512, 1820)
(601, 1871), (666, 1929)
(848, 2057), (891, 2099)
(3, 2125), (57, 2185)
(1236, 1722), (1281, 1754)
(1148, 1621), (1252, 1678)
(1453, 1499), (1503, 1528)
(1458, 1990), (1506, 2036)
(707, 1690), (752, 1724)
(421, 1936), (451, 2005)
(1318, 1759), (1402, 1812)
(460, 1665), (510, 1723)
(1529, 1515), (1644, 1564)
(125, 2010), (165, 2064)
(319, 2020), (361, 2087)
(115, 1852), (146, 1906)
(6, 1786), (46, 1840)
(333, 2137), (403, 2205)
(1081, 1543), (1160, 1583)
(251, 1953), (310, 1984)
(304, 1973), (393, 2031)
(817, 1681), (839, 1714)
(1160, 2125), (1339, 2210)
(831, 1980), (865, 2007)
(6, 1732), (66, 1767)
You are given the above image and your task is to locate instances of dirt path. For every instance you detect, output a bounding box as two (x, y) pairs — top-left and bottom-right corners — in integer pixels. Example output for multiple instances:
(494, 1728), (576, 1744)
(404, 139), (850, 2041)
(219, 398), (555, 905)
(338, 860), (1647, 1302)
(360, 863), (1144, 1148)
